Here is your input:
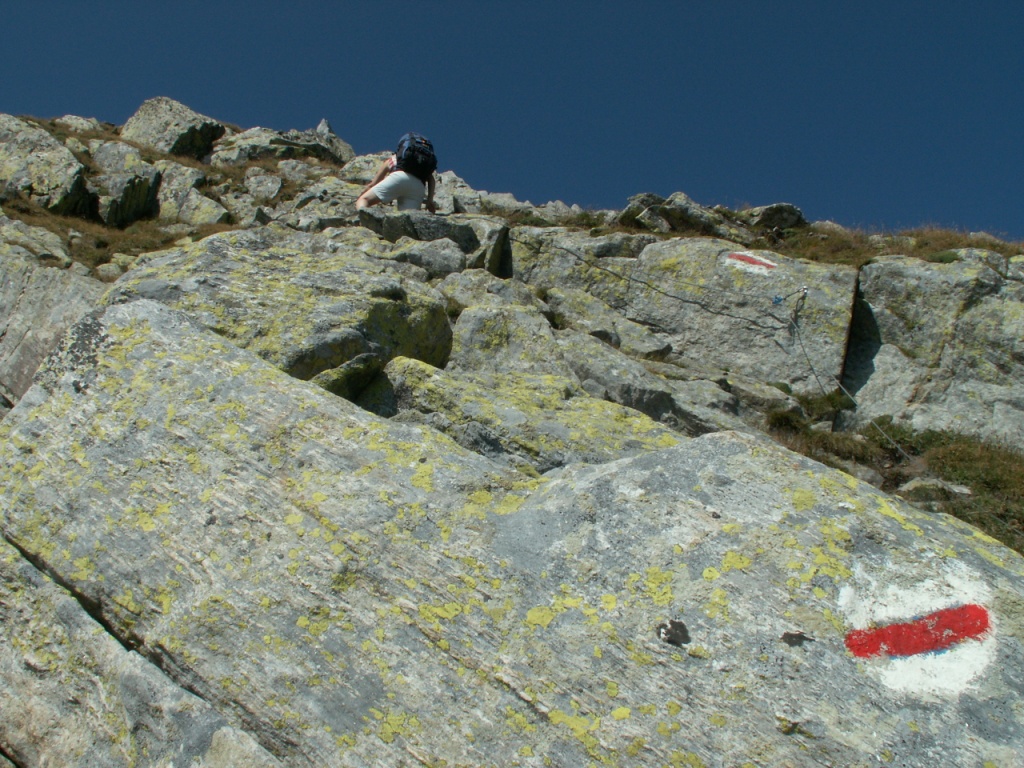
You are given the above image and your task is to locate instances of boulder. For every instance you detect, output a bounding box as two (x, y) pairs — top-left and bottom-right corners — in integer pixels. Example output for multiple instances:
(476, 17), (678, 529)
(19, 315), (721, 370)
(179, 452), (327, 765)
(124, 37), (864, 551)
(543, 285), (671, 360)
(2, 298), (1023, 765)
(210, 122), (354, 168)
(54, 114), (103, 134)
(358, 210), (511, 275)
(0, 248), (104, 409)
(0, 213), (71, 268)
(841, 251), (1024, 450)
(660, 191), (754, 243)
(390, 236), (466, 279)
(86, 141), (161, 227)
(154, 159), (206, 221)
(276, 175), (362, 230)
(0, 114), (93, 216)
(177, 187), (231, 226)
(618, 192), (755, 243)
(447, 303), (575, 379)
(104, 226), (452, 379)
(244, 169), (283, 202)
(736, 202), (807, 232)
(120, 96), (226, 159)
(513, 231), (859, 396)
(337, 151), (391, 186)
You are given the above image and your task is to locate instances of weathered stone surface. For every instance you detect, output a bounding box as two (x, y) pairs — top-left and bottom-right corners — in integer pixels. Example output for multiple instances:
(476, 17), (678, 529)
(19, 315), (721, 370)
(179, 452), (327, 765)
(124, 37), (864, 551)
(543, 285), (671, 360)
(386, 355), (679, 473)
(154, 158), (206, 221)
(87, 141), (161, 227)
(5, 94), (1024, 766)
(2, 299), (1023, 766)
(104, 226), (452, 379)
(276, 175), (362, 230)
(0, 539), (282, 767)
(618, 192), (755, 243)
(120, 96), (227, 159)
(842, 251), (1024, 449)
(554, 330), (750, 436)
(0, 250), (103, 408)
(0, 213), (71, 268)
(54, 114), (102, 134)
(358, 210), (511, 275)
(513, 230), (859, 395)
(435, 268), (549, 317)
(337, 151), (391, 186)
(390, 236), (466, 279)
(661, 191), (753, 243)
(177, 187), (231, 226)
(0, 114), (93, 215)
(447, 303), (575, 379)
(210, 122), (354, 168)
(736, 202), (807, 231)
(245, 169), (283, 202)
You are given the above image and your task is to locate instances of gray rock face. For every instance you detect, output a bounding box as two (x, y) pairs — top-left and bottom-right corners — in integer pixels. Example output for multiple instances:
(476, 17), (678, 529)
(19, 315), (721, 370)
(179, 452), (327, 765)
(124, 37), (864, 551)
(554, 329), (750, 436)
(121, 96), (227, 159)
(2, 298), (1023, 766)
(0, 537), (282, 767)
(513, 230), (859, 395)
(4, 95), (1024, 766)
(104, 225), (453, 379)
(843, 251), (1024, 447)
(210, 124), (354, 167)
(0, 114), (93, 215)
(54, 114), (103, 134)
(154, 158), (206, 221)
(0, 213), (71, 268)
(736, 201), (807, 231)
(87, 141), (162, 227)
(543, 285), (671, 360)
(0, 247), (104, 409)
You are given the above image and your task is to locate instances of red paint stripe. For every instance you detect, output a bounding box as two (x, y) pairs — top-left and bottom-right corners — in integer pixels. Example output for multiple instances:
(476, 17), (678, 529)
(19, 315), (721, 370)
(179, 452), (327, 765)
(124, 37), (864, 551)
(727, 252), (776, 269)
(845, 604), (990, 659)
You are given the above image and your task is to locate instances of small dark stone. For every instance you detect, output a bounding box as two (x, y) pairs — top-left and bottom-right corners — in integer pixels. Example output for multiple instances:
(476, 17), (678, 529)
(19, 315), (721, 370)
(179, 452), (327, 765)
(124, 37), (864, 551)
(657, 619), (691, 647)
(781, 631), (814, 647)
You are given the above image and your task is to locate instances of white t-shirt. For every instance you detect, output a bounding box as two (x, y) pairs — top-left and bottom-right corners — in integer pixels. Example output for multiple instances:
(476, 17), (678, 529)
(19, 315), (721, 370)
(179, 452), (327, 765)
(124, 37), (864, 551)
(371, 155), (426, 210)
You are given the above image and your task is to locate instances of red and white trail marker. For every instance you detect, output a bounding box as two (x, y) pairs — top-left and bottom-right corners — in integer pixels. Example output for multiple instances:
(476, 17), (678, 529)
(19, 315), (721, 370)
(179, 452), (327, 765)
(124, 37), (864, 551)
(726, 251), (777, 274)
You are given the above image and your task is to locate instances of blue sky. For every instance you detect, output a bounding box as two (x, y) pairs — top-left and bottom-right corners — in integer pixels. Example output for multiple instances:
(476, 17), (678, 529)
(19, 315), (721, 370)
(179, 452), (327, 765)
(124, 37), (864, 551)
(5, 1), (1022, 240)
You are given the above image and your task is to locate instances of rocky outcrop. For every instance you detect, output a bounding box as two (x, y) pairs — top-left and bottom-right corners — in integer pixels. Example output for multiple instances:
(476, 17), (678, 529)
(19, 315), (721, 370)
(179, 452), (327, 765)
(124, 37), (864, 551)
(209, 119), (354, 167)
(120, 96), (227, 159)
(104, 226), (454, 379)
(2, 298), (1023, 766)
(512, 229), (859, 395)
(0, 115), (93, 216)
(3, 97), (1024, 766)
(842, 250), (1024, 447)
(87, 141), (162, 227)
(0, 233), (104, 412)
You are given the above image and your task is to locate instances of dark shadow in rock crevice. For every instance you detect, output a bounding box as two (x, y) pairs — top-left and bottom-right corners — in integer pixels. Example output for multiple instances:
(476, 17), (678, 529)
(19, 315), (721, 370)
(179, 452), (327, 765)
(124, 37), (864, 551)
(840, 286), (881, 398)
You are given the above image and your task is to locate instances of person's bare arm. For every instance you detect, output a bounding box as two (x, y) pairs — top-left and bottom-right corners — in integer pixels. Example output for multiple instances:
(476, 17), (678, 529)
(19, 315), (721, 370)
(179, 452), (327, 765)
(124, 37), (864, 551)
(424, 175), (437, 213)
(359, 159), (391, 195)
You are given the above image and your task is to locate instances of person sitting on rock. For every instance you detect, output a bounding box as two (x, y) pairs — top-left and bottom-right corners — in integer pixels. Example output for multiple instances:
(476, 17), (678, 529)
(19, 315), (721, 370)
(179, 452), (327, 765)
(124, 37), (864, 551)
(355, 133), (438, 213)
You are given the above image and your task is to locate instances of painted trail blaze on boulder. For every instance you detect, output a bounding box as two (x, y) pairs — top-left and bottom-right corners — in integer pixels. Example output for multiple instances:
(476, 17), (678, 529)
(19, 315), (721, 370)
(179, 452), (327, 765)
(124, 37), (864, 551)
(727, 251), (776, 269)
(845, 604), (991, 659)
